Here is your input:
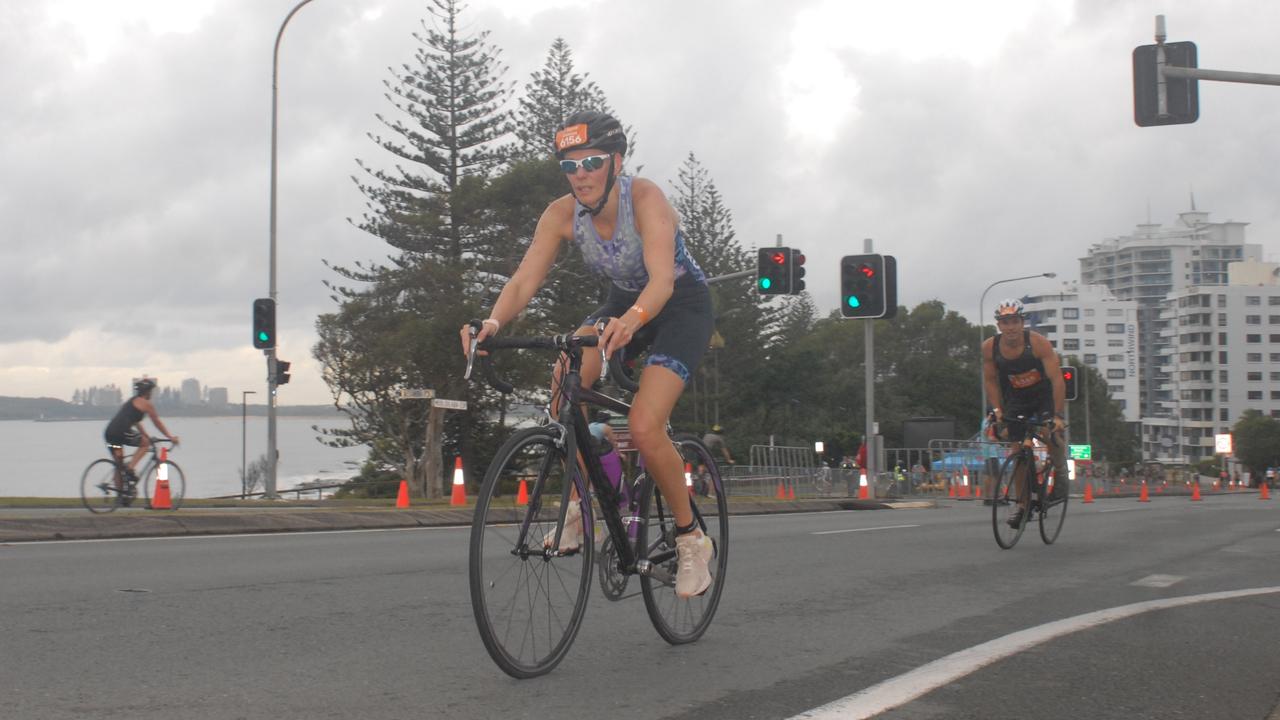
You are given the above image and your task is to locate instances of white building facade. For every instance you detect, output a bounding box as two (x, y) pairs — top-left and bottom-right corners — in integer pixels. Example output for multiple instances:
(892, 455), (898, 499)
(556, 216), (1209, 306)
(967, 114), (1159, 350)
(1021, 284), (1141, 427)
(1143, 261), (1280, 464)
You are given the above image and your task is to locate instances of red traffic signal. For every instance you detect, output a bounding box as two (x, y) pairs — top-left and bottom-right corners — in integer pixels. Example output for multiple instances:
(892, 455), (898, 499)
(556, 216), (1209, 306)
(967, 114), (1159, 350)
(1061, 365), (1078, 401)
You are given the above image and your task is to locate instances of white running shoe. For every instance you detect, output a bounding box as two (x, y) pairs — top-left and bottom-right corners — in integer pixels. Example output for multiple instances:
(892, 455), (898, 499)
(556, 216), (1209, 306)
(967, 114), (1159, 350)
(543, 502), (583, 552)
(674, 530), (713, 598)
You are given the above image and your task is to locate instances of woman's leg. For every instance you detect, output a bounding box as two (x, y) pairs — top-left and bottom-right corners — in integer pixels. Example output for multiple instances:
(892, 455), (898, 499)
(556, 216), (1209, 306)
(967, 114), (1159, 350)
(628, 365), (690, 525)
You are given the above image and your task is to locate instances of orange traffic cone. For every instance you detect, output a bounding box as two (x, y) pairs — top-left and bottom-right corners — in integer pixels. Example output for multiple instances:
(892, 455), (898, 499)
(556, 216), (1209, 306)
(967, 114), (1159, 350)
(1191, 482), (1202, 501)
(450, 457), (467, 506)
(974, 479), (982, 498)
(948, 479), (956, 498)
(858, 471), (870, 500)
(1139, 480), (1150, 503)
(961, 467), (972, 498)
(685, 463), (694, 496)
(516, 478), (529, 506)
(151, 446), (172, 509)
(776, 481), (786, 499)
(1261, 483), (1271, 501)
(395, 479), (410, 508)
(1083, 483), (1094, 504)
(788, 483), (796, 500)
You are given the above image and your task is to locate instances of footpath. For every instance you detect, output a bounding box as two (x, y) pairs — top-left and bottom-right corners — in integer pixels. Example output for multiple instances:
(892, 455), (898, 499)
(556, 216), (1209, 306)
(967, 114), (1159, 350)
(0, 496), (932, 543)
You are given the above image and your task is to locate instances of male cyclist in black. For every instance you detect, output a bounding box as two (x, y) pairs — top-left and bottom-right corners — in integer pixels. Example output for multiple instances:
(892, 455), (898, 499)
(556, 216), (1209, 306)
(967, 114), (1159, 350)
(104, 378), (180, 491)
(981, 298), (1068, 526)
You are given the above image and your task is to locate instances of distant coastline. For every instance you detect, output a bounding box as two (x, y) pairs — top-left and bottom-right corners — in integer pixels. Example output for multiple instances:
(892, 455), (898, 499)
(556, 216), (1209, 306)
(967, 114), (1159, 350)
(2, 396), (343, 422)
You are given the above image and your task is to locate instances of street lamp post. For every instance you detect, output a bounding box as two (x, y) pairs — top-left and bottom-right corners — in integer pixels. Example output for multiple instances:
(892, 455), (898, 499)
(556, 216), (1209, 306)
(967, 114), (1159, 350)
(242, 390), (257, 499)
(266, 0), (317, 499)
(978, 272), (1057, 429)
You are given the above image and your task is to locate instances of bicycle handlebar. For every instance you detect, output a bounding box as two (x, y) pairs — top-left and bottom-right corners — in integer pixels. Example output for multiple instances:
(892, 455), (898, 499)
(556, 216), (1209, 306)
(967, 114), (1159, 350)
(464, 320), (640, 395)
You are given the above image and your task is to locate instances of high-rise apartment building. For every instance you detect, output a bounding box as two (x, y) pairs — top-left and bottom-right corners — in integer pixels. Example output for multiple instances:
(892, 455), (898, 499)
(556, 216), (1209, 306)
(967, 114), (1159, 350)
(1143, 261), (1280, 464)
(1079, 209), (1261, 421)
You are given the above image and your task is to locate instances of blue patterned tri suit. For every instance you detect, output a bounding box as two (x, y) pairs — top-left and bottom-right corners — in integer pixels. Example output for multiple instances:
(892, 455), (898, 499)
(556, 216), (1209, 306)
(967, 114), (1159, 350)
(574, 175), (712, 384)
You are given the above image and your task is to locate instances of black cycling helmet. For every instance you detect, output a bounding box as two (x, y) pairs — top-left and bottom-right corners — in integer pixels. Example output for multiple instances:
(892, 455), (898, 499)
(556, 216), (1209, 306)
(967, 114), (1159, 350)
(553, 110), (627, 158)
(554, 110), (627, 217)
(134, 378), (157, 396)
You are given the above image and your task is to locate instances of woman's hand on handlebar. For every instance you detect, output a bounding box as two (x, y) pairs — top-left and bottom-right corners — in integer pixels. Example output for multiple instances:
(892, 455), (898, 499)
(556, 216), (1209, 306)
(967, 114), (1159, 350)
(459, 319), (497, 358)
(599, 316), (638, 358)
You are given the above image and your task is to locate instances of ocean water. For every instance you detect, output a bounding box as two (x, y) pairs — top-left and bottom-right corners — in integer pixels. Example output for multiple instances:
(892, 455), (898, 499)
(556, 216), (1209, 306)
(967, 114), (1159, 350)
(2, 415), (368, 498)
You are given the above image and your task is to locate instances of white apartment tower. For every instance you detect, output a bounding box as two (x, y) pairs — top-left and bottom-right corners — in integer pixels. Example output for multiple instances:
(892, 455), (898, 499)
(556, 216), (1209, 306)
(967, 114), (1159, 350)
(1079, 209), (1261, 423)
(1144, 261), (1280, 464)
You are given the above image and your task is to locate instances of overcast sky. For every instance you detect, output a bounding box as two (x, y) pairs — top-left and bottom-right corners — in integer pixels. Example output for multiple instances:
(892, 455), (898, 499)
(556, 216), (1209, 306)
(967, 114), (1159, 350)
(5, 0), (1280, 405)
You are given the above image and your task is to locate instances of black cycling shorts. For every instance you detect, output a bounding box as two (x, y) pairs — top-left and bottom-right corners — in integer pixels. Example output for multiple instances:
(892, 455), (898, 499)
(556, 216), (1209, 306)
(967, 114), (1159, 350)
(582, 275), (713, 384)
(1001, 407), (1053, 442)
(104, 428), (142, 448)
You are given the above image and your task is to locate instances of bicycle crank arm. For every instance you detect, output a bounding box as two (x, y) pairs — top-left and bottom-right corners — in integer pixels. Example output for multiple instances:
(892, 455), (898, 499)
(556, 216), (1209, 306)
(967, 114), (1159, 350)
(634, 559), (674, 587)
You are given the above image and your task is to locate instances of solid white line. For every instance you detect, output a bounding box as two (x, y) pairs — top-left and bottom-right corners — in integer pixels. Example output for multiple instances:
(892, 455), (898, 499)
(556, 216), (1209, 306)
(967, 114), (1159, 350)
(788, 586), (1280, 720)
(812, 524), (920, 535)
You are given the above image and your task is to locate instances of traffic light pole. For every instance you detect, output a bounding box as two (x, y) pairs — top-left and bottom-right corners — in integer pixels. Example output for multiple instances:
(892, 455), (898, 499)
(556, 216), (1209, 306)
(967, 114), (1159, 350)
(265, 0), (316, 499)
(863, 238), (877, 485)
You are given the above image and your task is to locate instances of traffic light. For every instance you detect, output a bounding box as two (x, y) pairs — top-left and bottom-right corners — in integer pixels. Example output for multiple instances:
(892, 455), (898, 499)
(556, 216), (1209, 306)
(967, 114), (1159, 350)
(252, 298), (276, 349)
(1061, 365), (1078, 401)
(840, 254), (898, 319)
(275, 360), (292, 386)
(757, 247), (791, 295)
(789, 248), (806, 293)
(1133, 41), (1198, 127)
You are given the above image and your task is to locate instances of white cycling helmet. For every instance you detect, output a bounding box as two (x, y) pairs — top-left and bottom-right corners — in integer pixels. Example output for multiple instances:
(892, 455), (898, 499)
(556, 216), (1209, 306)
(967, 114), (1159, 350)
(993, 298), (1026, 320)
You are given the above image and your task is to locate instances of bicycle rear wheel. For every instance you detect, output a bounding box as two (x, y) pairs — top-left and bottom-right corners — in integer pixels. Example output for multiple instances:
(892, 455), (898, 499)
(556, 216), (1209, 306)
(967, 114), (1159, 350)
(143, 460), (186, 510)
(1038, 466), (1068, 545)
(469, 427), (594, 678)
(637, 435), (729, 644)
(992, 454), (1029, 549)
(80, 459), (124, 514)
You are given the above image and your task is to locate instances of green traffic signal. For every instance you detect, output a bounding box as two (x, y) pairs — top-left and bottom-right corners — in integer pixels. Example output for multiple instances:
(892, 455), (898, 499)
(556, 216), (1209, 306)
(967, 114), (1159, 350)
(258, 331), (270, 342)
(846, 296), (860, 309)
(760, 277), (772, 290)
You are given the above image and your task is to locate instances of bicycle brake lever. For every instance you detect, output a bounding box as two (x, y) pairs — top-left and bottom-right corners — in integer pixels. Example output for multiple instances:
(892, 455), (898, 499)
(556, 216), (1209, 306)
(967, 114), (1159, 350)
(464, 327), (479, 381)
(595, 319), (609, 381)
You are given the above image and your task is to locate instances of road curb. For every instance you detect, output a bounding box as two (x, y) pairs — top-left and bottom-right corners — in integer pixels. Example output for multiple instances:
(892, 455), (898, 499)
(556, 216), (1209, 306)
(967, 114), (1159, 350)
(0, 497), (934, 543)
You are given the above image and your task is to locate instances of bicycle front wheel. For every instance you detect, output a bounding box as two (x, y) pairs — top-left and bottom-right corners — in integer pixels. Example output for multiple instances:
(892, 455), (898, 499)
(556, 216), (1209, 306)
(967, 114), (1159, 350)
(637, 435), (729, 644)
(992, 454), (1029, 549)
(1038, 466), (1068, 545)
(469, 427), (594, 678)
(143, 460), (186, 510)
(80, 459), (124, 514)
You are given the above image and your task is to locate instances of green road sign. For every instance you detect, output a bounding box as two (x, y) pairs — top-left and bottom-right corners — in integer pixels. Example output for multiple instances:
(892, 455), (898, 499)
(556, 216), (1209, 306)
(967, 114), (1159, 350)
(1069, 444), (1092, 460)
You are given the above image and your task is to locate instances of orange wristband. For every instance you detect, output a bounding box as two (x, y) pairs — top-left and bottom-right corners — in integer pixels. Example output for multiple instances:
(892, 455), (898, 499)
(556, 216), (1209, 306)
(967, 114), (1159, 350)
(629, 305), (649, 324)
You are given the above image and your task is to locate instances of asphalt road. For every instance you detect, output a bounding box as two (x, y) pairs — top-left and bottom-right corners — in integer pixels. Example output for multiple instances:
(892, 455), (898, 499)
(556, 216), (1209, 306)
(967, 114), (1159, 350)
(3, 494), (1279, 720)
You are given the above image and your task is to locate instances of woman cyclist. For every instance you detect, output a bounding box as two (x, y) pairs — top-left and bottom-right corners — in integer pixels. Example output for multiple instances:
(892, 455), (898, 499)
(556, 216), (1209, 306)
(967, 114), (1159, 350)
(103, 378), (180, 498)
(459, 110), (715, 598)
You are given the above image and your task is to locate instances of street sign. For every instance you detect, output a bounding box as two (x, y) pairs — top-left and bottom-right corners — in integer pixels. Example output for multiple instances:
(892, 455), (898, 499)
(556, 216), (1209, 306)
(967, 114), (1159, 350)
(432, 398), (468, 410)
(399, 388), (435, 400)
(1068, 444), (1092, 461)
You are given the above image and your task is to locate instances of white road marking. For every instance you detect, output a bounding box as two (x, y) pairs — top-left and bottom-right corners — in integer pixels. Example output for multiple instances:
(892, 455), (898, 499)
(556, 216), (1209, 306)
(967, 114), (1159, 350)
(813, 524), (920, 535)
(1131, 574), (1186, 588)
(788, 586), (1280, 720)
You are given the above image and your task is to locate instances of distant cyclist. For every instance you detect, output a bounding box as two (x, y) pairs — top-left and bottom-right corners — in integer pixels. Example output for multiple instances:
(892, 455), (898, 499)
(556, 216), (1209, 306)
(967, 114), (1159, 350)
(104, 378), (180, 487)
(981, 298), (1068, 527)
(701, 424), (734, 466)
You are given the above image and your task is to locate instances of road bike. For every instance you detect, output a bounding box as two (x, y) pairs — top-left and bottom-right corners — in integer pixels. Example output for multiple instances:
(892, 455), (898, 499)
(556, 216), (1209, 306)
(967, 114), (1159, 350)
(80, 438), (185, 514)
(465, 325), (729, 678)
(991, 415), (1068, 549)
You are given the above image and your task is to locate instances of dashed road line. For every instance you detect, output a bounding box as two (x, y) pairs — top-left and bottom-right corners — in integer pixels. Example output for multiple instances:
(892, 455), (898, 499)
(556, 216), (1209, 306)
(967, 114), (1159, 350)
(812, 524), (920, 536)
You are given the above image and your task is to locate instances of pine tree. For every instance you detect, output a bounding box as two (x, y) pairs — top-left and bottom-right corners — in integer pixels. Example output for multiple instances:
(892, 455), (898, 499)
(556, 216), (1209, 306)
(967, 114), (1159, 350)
(352, 0), (513, 257)
(512, 38), (623, 160)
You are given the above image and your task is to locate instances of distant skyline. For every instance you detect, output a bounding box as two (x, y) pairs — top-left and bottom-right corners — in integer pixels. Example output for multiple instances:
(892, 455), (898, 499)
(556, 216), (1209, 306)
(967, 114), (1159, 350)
(5, 0), (1280, 404)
